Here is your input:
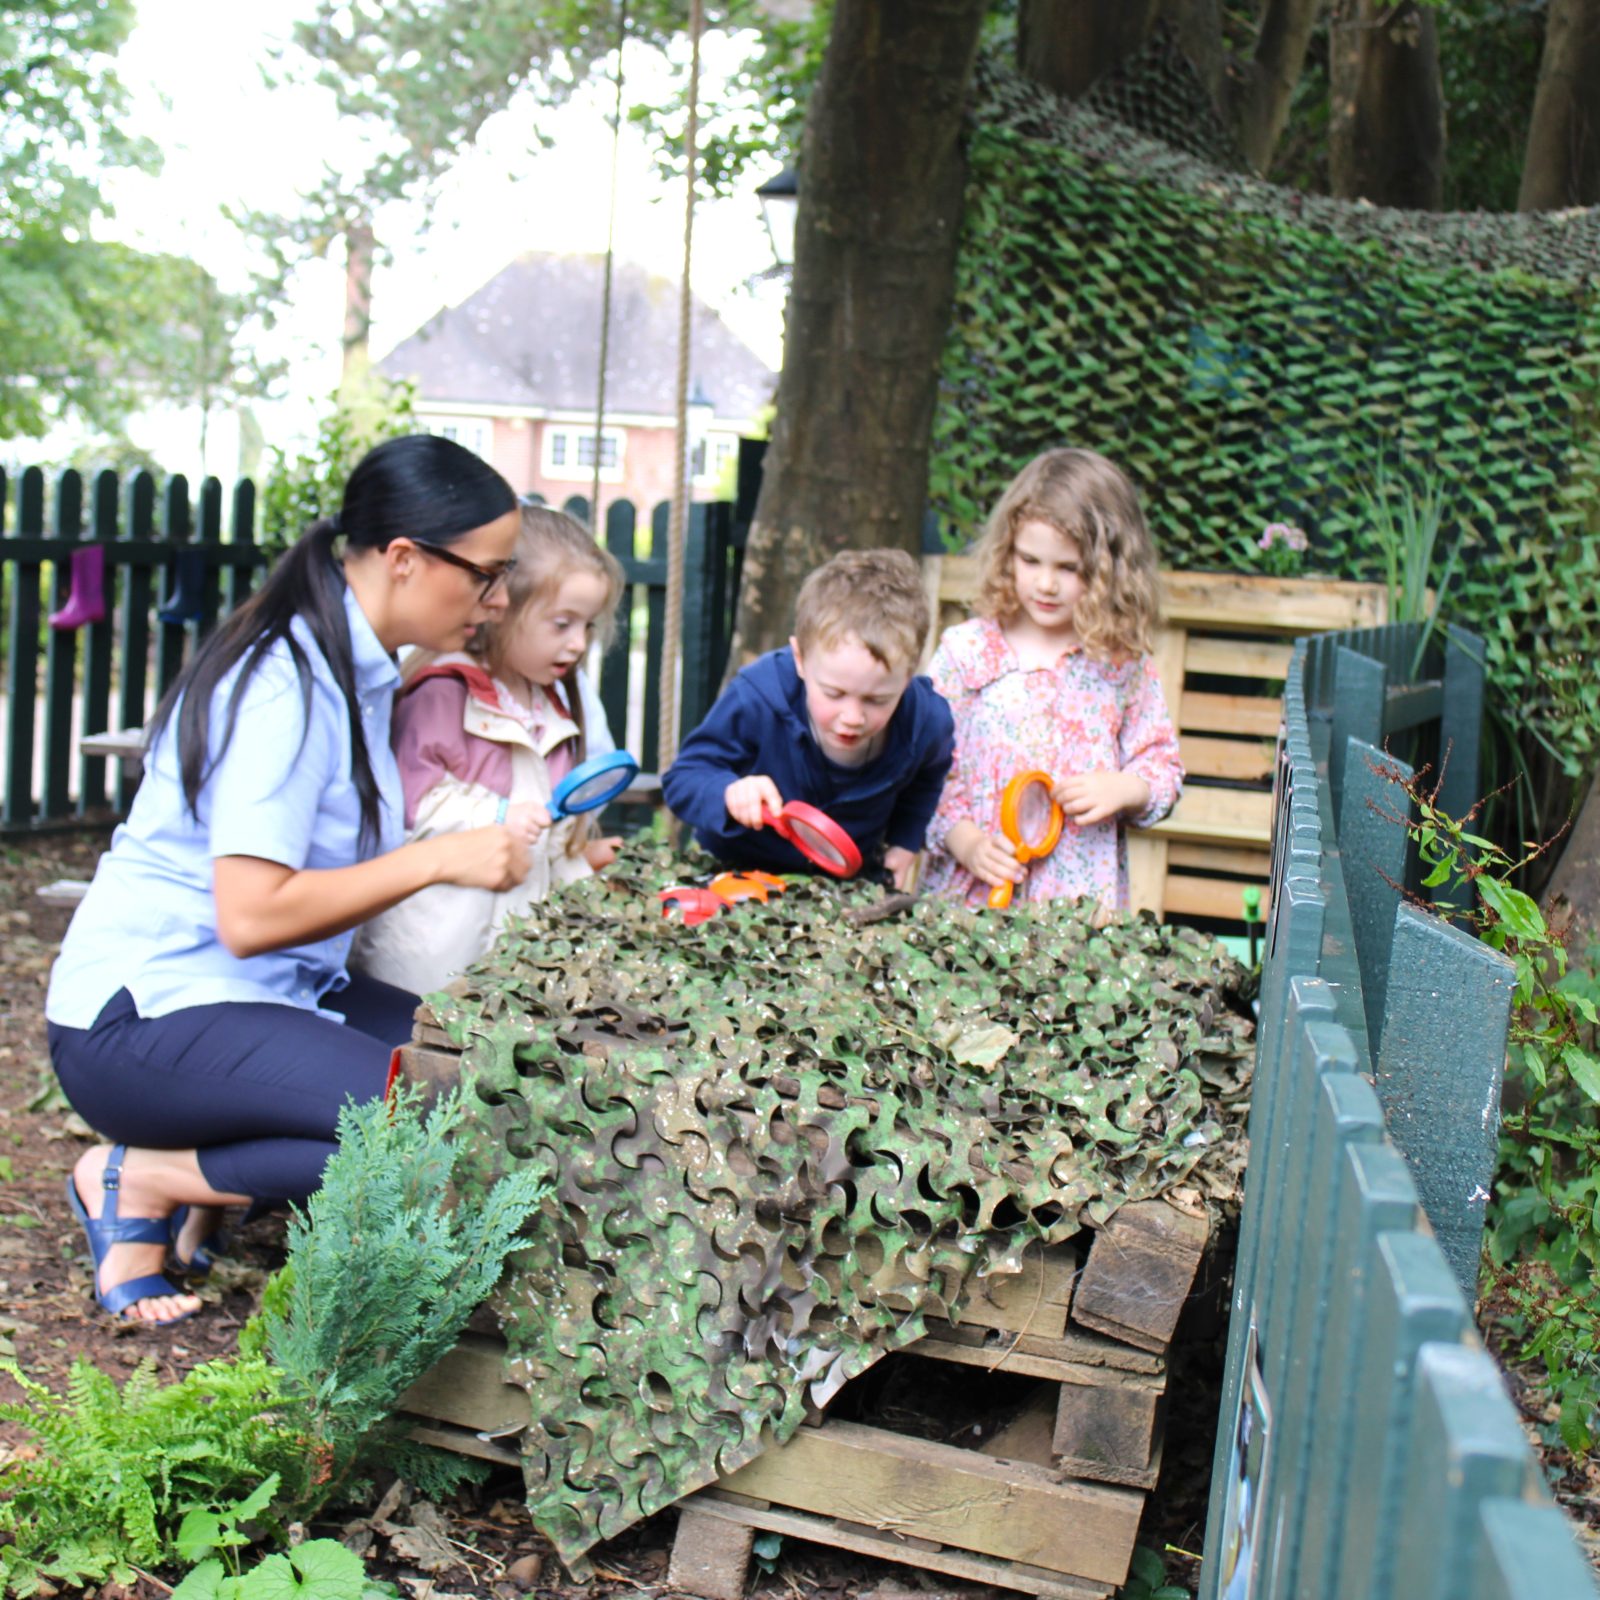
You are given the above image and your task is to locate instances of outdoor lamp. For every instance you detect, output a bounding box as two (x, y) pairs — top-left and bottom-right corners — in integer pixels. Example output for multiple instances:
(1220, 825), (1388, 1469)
(755, 167), (797, 270)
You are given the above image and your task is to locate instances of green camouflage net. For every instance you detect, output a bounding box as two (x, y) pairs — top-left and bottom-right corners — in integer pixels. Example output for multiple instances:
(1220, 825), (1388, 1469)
(432, 847), (1253, 1565)
(933, 58), (1600, 774)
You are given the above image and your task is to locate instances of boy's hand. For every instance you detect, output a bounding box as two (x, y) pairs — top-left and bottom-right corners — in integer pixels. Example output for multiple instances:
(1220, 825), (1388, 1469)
(724, 775), (784, 830)
(947, 822), (1025, 890)
(504, 800), (553, 845)
(584, 835), (624, 871)
(1053, 770), (1150, 826)
(883, 846), (920, 892)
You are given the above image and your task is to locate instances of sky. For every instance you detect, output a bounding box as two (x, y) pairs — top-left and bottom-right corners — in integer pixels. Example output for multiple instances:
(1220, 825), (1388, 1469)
(75, 0), (789, 480)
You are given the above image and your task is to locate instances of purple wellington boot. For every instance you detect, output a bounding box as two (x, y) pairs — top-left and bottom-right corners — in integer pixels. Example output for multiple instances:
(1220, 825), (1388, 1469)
(48, 545), (108, 630)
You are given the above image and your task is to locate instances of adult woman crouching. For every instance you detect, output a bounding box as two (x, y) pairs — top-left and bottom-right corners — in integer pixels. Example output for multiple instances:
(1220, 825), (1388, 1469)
(46, 435), (533, 1325)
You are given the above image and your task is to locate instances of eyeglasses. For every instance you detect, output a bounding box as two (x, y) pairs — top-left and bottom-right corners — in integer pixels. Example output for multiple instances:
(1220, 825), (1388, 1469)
(408, 538), (518, 599)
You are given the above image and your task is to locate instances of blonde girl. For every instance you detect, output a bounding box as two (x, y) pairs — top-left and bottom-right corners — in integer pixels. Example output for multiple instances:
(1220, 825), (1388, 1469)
(922, 448), (1183, 912)
(354, 506), (626, 991)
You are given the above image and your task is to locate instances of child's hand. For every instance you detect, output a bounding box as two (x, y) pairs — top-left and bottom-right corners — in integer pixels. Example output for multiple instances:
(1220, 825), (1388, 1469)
(883, 845), (920, 892)
(504, 801), (553, 845)
(724, 775), (784, 830)
(584, 835), (624, 870)
(948, 822), (1026, 890)
(1053, 770), (1151, 826)
(434, 826), (530, 892)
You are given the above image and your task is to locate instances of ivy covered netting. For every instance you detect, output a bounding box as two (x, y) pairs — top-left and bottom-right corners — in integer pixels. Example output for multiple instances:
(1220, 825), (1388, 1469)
(931, 61), (1600, 774)
(434, 851), (1253, 1563)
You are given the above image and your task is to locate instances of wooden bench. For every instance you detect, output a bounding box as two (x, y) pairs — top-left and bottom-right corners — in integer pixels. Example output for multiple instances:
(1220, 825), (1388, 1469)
(925, 558), (1390, 927)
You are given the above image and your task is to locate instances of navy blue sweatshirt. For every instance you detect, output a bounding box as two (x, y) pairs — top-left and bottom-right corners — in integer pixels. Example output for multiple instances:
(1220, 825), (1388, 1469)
(662, 648), (955, 874)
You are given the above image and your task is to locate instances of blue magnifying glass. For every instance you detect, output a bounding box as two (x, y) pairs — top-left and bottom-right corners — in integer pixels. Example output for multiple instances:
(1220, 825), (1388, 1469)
(548, 749), (640, 819)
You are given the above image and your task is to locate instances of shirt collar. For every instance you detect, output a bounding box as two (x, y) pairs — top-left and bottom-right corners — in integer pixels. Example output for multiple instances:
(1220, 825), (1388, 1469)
(343, 583), (402, 696)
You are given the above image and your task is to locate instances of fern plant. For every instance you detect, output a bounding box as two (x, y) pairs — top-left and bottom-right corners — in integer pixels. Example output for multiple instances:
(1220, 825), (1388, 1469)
(264, 1082), (549, 1507)
(0, 1357), (307, 1596)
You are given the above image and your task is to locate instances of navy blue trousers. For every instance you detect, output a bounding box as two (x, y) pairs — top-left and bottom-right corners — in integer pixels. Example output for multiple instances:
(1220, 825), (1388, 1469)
(48, 977), (419, 1204)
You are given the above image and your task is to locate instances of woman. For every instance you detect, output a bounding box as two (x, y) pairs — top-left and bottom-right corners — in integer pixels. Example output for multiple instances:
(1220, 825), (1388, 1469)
(46, 435), (534, 1325)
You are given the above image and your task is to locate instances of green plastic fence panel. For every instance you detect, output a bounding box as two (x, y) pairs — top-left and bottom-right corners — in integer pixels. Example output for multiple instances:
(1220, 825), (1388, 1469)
(1257, 1064), (1387, 1600)
(40, 470), (81, 821)
(1329, 644), (1387, 813)
(1437, 623), (1488, 841)
(3, 468), (44, 828)
(1375, 903), (1516, 1295)
(1296, 1141), (1421, 1600)
(1469, 1500), (1600, 1600)
(1336, 1233), (1469, 1600)
(1339, 737), (1416, 1050)
(1390, 1344), (1535, 1600)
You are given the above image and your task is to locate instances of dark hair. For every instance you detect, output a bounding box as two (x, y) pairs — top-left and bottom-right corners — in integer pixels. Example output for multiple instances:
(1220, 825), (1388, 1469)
(151, 434), (517, 845)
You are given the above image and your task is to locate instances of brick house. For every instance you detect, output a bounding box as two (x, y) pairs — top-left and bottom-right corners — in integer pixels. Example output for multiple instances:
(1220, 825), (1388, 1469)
(377, 252), (775, 516)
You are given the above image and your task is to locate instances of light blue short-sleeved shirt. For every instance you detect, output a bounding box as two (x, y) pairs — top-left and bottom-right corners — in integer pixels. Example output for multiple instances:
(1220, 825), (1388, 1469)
(46, 585), (404, 1028)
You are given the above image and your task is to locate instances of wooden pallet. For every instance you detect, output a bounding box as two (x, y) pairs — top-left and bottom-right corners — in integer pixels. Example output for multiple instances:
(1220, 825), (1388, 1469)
(400, 1200), (1207, 1600)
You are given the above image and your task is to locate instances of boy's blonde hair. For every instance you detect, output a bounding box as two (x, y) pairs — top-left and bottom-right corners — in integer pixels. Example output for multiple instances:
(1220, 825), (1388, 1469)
(974, 448), (1161, 659)
(793, 547), (930, 672)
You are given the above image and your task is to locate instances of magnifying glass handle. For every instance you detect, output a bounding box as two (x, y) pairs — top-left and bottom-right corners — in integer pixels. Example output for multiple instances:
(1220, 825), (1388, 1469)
(987, 879), (1016, 910)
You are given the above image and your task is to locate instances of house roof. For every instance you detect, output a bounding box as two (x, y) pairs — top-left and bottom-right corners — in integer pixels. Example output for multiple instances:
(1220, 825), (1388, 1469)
(377, 252), (776, 421)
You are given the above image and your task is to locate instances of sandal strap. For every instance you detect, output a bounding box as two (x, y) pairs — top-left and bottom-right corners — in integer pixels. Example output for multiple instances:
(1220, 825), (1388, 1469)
(99, 1272), (193, 1322)
(90, 1213), (172, 1248)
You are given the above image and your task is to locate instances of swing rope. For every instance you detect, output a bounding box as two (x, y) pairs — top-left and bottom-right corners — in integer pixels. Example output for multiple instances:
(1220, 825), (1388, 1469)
(658, 0), (703, 774)
(590, 0), (628, 527)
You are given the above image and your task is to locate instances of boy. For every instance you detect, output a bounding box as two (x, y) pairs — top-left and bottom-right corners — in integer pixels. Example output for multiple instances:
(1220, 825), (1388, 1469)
(664, 548), (954, 888)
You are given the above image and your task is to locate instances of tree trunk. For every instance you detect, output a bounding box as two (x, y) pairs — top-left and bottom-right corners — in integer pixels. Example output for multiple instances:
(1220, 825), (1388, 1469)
(339, 215), (376, 398)
(1518, 0), (1600, 210)
(728, 0), (988, 669)
(1328, 1), (1446, 209)
(1232, 0), (1325, 173)
(1018, 0), (1226, 112)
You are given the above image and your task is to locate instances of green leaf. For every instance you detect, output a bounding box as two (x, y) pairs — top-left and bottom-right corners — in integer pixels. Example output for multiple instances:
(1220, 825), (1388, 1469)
(1421, 857), (1453, 888)
(1478, 879), (1545, 940)
(285, 1540), (367, 1599)
(230, 1473), (282, 1526)
(175, 1511), (226, 1563)
(171, 1559), (231, 1600)
(1561, 1046), (1600, 1105)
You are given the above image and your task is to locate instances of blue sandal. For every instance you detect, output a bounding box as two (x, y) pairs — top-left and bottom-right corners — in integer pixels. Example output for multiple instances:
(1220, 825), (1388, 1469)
(168, 1206), (227, 1279)
(65, 1146), (197, 1325)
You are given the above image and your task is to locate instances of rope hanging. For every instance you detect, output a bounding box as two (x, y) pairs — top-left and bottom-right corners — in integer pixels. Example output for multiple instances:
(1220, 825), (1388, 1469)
(657, 0), (703, 774)
(590, 0), (628, 525)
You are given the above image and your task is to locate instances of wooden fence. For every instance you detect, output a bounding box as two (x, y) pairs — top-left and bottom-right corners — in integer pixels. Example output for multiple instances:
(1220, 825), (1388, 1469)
(1199, 622), (1598, 1600)
(0, 468), (743, 833)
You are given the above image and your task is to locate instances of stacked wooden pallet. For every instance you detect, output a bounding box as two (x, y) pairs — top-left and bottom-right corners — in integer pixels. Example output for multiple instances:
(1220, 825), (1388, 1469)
(400, 1194), (1207, 1600)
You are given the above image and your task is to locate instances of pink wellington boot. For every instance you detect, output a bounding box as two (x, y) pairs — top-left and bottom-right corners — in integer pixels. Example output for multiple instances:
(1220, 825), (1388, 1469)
(49, 545), (107, 630)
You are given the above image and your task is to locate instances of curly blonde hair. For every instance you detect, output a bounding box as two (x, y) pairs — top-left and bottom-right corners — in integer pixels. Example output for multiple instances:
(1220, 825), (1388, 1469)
(793, 548), (930, 672)
(973, 449), (1161, 659)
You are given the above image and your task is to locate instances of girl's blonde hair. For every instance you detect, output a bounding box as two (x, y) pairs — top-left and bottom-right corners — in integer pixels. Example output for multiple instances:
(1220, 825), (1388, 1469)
(973, 448), (1161, 659)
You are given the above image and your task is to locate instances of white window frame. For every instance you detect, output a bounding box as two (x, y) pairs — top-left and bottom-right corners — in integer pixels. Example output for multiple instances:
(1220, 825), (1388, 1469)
(691, 431), (740, 486)
(417, 414), (492, 460)
(543, 424), (625, 483)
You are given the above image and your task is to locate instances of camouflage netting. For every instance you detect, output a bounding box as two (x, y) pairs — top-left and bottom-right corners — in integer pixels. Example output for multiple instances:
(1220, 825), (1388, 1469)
(932, 57), (1600, 774)
(433, 847), (1253, 1565)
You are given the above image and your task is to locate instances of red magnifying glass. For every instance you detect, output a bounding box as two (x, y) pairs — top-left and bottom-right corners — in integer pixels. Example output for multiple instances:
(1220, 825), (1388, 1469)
(760, 800), (863, 878)
(988, 770), (1064, 910)
(658, 885), (724, 926)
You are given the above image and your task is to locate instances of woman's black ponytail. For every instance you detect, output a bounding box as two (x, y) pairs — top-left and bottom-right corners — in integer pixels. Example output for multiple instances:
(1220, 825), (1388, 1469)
(149, 435), (516, 847)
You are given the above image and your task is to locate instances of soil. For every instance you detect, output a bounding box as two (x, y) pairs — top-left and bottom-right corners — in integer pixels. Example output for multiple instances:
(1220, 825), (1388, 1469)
(4, 823), (1533, 1600)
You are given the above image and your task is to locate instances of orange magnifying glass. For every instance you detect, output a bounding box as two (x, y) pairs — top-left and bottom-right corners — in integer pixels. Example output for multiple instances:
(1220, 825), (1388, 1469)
(987, 770), (1064, 910)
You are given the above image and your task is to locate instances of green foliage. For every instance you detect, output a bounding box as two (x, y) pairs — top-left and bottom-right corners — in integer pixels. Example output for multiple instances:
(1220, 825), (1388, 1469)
(933, 60), (1600, 794)
(264, 1082), (549, 1507)
(0, 1357), (308, 1596)
(0, 4), (268, 438)
(256, 382), (416, 558)
(1403, 784), (1600, 1455)
(1116, 1543), (1192, 1600)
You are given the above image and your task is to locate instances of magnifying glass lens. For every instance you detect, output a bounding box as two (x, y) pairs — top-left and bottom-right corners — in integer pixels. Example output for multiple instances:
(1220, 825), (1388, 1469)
(1017, 781), (1055, 846)
(789, 815), (851, 871)
(562, 767), (631, 811)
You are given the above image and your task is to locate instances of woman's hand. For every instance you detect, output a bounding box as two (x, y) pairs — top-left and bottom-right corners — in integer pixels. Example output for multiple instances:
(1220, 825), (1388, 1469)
(724, 775), (784, 830)
(584, 835), (624, 870)
(1053, 770), (1150, 826)
(946, 821), (1025, 890)
(504, 800), (552, 846)
(428, 825), (530, 892)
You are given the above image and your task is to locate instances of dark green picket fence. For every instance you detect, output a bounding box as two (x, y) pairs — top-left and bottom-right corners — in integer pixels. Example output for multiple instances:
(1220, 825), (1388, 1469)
(0, 467), (742, 833)
(1200, 622), (1598, 1600)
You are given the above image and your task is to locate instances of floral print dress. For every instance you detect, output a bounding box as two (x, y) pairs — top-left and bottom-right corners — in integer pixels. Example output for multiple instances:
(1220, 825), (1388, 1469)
(922, 617), (1183, 911)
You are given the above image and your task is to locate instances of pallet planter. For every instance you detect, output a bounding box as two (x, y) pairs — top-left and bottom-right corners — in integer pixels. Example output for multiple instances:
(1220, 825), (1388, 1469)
(396, 986), (1209, 1600)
